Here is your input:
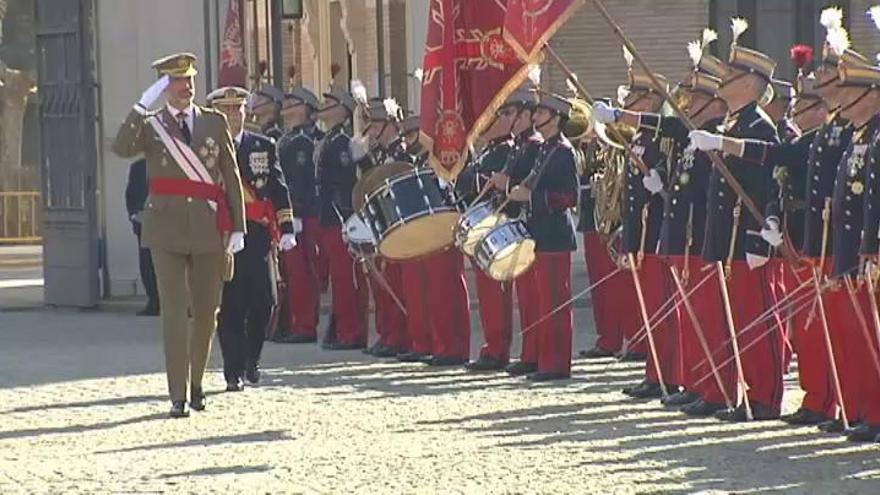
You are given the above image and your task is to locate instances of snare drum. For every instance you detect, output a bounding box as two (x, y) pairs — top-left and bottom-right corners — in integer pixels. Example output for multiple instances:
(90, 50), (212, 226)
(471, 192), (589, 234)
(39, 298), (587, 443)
(474, 220), (536, 281)
(364, 168), (460, 260)
(342, 213), (377, 259)
(454, 200), (507, 256)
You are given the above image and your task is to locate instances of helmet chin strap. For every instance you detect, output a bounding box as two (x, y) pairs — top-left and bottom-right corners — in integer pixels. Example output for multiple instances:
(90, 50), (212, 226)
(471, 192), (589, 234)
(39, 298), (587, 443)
(838, 88), (873, 117)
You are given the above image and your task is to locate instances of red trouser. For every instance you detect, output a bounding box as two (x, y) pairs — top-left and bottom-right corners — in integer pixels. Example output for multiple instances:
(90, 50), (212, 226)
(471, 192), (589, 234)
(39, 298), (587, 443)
(533, 252), (573, 374)
(768, 259), (801, 373)
(635, 255), (680, 386)
(582, 232), (624, 353)
(371, 261), (408, 351)
(824, 285), (867, 422)
(283, 216), (321, 337)
(515, 263), (541, 364)
(400, 259), (432, 354)
(665, 256), (710, 394)
(425, 249), (471, 359)
(319, 225), (367, 345)
(725, 261), (785, 411)
(855, 284), (880, 425)
(473, 260), (514, 361)
(689, 265), (734, 406)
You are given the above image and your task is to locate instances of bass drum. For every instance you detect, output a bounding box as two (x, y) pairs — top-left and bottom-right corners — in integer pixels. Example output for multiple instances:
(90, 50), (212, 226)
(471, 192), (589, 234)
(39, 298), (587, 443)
(364, 168), (460, 260)
(352, 161), (414, 212)
(474, 220), (536, 281)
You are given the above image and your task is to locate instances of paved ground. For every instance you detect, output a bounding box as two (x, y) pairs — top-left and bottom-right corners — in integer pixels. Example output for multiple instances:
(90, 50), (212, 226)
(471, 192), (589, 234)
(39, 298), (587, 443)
(1, 258), (879, 493)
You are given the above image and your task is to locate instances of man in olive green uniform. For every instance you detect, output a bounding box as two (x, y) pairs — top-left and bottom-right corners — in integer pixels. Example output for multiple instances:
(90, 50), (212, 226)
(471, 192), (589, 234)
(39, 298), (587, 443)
(112, 53), (246, 418)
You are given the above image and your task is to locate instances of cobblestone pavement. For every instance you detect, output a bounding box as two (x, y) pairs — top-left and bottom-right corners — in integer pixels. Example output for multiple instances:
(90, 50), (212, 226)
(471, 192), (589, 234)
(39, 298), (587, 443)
(1, 282), (879, 493)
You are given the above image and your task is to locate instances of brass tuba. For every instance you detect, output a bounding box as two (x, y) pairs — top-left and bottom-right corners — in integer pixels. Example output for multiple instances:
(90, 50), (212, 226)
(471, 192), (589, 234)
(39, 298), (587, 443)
(563, 98), (594, 145)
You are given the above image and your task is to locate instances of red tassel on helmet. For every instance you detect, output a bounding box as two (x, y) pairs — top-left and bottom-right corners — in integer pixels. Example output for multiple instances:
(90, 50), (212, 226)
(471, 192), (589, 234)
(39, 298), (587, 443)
(790, 44), (814, 71)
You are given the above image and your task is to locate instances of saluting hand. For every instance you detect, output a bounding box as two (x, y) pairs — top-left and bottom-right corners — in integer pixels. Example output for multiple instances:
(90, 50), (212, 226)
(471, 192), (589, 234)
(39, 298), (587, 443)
(138, 75), (170, 109)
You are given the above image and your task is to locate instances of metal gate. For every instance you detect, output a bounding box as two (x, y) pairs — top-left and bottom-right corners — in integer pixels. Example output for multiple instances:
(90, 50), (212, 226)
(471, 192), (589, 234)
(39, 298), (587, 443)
(35, 0), (99, 307)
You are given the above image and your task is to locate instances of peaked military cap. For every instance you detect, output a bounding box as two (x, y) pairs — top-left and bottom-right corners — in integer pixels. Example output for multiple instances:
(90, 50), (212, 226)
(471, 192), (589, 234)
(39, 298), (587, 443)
(323, 86), (356, 113)
(400, 115), (420, 134)
(207, 86), (250, 107)
(502, 87), (540, 108)
(152, 52), (198, 78)
(839, 64), (880, 88)
(770, 79), (794, 102)
(284, 87), (320, 110)
(538, 93), (573, 116)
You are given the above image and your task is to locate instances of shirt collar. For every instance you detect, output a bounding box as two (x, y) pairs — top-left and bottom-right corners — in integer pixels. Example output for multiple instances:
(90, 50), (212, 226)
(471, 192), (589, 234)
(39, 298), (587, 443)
(234, 130), (244, 146)
(167, 103), (195, 128)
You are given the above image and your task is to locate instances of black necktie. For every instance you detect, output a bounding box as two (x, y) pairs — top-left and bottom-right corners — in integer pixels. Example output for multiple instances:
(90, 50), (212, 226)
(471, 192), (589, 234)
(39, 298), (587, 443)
(177, 112), (191, 145)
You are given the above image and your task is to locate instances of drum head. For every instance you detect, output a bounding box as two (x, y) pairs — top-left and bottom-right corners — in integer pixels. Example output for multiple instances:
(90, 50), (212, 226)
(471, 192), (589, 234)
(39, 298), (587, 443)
(352, 161), (414, 211)
(460, 213), (507, 256)
(485, 239), (536, 281)
(379, 211), (460, 260)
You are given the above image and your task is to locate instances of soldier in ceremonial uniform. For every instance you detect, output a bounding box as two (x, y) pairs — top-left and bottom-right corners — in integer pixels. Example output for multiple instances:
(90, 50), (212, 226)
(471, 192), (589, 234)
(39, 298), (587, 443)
(247, 85), (285, 140)
(400, 116), (429, 167)
(208, 87), (298, 391)
(594, 31), (729, 411)
(275, 87), (326, 344)
(507, 93), (579, 381)
(485, 88), (545, 376)
(607, 52), (681, 399)
(458, 100), (516, 371)
(315, 87), (368, 349)
(689, 19), (784, 421)
(112, 53), (245, 418)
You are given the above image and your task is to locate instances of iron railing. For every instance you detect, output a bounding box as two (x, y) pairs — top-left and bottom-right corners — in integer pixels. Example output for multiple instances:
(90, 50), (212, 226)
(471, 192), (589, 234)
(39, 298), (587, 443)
(0, 192), (42, 244)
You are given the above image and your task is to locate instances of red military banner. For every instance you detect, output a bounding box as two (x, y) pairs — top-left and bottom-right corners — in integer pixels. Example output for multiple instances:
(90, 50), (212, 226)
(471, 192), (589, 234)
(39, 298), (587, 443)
(218, 0), (248, 88)
(503, 0), (584, 63)
(420, 0), (529, 181)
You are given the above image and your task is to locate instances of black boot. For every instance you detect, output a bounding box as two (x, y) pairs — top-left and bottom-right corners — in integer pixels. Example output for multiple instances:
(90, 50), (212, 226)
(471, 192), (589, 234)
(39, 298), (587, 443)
(397, 351), (432, 363)
(579, 346), (614, 359)
(846, 423), (880, 442)
(465, 356), (508, 371)
(780, 408), (826, 426)
(189, 389), (206, 412)
(527, 371), (571, 382)
(662, 390), (700, 407)
(714, 403), (779, 422)
(681, 399), (727, 417)
(245, 364), (261, 384)
(504, 361), (538, 376)
(169, 401), (189, 418)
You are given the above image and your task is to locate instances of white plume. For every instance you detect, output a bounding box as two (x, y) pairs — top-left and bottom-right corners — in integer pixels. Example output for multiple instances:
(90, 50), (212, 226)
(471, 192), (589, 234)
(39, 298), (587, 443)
(731, 17), (749, 45)
(350, 79), (368, 105)
(869, 6), (880, 31)
(565, 74), (579, 96)
(412, 67), (424, 82)
(622, 45), (634, 69)
(617, 85), (630, 106)
(383, 97), (401, 120)
(527, 64), (542, 86)
(702, 28), (718, 47)
(821, 6), (844, 30)
(827, 27), (851, 56)
(687, 40), (703, 68)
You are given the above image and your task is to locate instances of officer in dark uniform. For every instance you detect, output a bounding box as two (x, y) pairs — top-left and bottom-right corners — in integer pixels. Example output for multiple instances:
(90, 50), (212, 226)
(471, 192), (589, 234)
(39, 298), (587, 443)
(507, 93), (579, 381)
(457, 98), (516, 371)
(209, 87), (298, 391)
(275, 87), (326, 344)
(315, 86), (368, 350)
(689, 18), (782, 422)
(125, 158), (160, 316)
(595, 37), (729, 410)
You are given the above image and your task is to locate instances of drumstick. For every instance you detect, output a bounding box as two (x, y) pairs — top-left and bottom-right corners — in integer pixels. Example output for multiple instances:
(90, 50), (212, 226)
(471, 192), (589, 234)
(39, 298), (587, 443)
(362, 256), (408, 316)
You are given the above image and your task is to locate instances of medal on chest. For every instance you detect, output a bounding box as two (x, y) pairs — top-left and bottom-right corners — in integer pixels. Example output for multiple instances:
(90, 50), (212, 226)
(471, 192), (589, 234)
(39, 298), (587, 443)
(249, 151), (270, 177)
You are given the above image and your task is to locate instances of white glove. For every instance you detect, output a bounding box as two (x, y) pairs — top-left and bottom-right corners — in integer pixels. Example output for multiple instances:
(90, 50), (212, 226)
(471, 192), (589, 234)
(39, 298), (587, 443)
(746, 253), (769, 269)
(689, 130), (723, 152)
(437, 177), (451, 190)
(226, 231), (245, 254)
(592, 101), (619, 124)
(279, 233), (298, 251)
(761, 219), (784, 247)
(350, 135), (370, 162)
(138, 75), (170, 108)
(292, 217), (304, 234)
(642, 169), (663, 195)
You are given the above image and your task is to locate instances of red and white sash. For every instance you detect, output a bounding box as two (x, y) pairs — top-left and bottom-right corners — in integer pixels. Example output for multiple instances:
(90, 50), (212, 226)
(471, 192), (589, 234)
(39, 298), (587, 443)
(146, 114), (218, 210)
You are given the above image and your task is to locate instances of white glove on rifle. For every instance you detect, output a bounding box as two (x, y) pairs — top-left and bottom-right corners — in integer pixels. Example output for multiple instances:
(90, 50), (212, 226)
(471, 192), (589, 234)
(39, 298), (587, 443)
(279, 233), (297, 251)
(760, 218), (784, 247)
(226, 231), (245, 254)
(138, 75), (170, 109)
(642, 169), (663, 195)
(689, 130), (724, 152)
(292, 217), (304, 235)
(592, 101), (619, 124)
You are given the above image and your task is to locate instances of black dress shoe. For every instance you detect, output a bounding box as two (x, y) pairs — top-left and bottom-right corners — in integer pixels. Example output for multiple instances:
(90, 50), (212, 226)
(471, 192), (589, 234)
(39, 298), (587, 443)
(373, 346), (405, 358)
(429, 356), (469, 367)
(169, 401), (189, 418)
(846, 423), (880, 442)
(622, 380), (670, 399)
(397, 351), (432, 363)
(322, 341), (366, 351)
(714, 403), (779, 422)
(818, 419), (847, 433)
(189, 389), (206, 412)
(226, 378), (244, 392)
(527, 371), (571, 382)
(274, 332), (317, 344)
(465, 357), (508, 371)
(579, 347), (615, 359)
(780, 408), (826, 426)
(245, 364), (261, 384)
(681, 399), (727, 417)
(662, 391), (701, 407)
(505, 361), (538, 376)
(136, 306), (160, 316)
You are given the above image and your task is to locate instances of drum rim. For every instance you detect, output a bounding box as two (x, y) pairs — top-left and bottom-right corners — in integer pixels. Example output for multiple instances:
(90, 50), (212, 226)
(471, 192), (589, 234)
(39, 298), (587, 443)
(375, 206), (459, 235)
(363, 167), (439, 203)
